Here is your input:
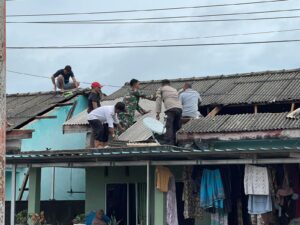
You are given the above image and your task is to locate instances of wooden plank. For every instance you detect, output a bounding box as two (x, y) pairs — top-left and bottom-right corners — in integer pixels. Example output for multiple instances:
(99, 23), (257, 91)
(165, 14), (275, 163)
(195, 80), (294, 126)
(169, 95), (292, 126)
(291, 103), (296, 112)
(66, 101), (78, 121)
(254, 105), (258, 114)
(17, 171), (29, 201)
(6, 129), (34, 140)
(54, 102), (74, 106)
(35, 115), (57, 119)
(207, 106), (222, 118)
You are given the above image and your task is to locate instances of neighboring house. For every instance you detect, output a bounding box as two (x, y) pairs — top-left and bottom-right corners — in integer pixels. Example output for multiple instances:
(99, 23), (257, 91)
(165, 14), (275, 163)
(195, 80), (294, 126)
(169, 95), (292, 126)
(5, 68), (300, 225)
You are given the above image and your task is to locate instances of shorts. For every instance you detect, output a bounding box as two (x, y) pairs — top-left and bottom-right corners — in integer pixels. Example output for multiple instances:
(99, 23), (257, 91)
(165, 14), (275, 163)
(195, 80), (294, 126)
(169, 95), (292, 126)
(88, 120), (109, 142)
(56, 81), (75, 90)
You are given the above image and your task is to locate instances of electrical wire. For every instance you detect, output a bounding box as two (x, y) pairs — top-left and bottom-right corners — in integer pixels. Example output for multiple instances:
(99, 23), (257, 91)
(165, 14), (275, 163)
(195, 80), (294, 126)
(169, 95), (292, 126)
(6, 0), (288, 17)
(59, 28), (300, 47)
(7, 39), (300, 49)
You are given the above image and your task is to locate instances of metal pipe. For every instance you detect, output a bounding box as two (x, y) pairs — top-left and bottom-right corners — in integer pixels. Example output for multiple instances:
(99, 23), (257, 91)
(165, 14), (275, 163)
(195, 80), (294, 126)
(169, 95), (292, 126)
(0, 0), (6, 222)
(10, 165), (16, 225)
(146, 161), (150, 225)
(50, 167), (55, 200)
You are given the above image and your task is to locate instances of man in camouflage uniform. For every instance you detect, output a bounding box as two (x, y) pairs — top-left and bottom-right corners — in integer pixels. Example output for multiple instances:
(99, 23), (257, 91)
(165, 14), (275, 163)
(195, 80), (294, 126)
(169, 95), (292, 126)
(119, 79), (153, 130)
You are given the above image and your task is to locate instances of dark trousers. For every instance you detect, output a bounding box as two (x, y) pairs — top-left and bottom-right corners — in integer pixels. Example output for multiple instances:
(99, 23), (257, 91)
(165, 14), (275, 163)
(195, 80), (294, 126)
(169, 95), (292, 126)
(165, 108), (182, 145)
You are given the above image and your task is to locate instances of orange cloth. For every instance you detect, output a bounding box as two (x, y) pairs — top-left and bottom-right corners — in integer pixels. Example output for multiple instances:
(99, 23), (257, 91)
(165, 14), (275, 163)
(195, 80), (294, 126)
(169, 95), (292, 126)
(156, 166), (173, 192)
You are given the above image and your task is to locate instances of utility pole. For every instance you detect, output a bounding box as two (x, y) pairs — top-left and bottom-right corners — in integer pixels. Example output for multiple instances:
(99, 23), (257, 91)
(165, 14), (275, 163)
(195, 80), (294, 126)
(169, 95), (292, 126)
(0, 0), (6, 224)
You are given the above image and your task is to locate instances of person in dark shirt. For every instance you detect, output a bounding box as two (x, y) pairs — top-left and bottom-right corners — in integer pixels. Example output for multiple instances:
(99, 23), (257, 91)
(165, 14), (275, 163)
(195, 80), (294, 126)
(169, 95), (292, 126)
(51, 65), (80, 91)
(88, 82), (103, 113)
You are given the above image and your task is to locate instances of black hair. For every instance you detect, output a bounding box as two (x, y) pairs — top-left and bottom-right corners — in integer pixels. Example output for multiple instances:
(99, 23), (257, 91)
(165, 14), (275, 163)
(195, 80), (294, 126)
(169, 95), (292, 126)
(115, 102), (126, 112)
(162, 79), (170, 86)
(130, 79), (139, 87)
(64, 65), (72, 72)
(185, 82), (192, 88)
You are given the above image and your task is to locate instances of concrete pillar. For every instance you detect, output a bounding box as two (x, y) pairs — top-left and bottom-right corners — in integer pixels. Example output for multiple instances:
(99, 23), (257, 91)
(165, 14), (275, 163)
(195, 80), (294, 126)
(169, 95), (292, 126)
(28, 168), (41, 225)
(85, 168), (106, 213)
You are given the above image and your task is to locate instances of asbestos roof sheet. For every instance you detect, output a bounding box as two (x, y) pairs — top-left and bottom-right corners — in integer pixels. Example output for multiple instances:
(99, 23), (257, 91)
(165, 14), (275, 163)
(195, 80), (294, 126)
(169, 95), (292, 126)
(104, 68), (300, 106)
(179, 112), (300, 134)
(7, 91), (80, 130)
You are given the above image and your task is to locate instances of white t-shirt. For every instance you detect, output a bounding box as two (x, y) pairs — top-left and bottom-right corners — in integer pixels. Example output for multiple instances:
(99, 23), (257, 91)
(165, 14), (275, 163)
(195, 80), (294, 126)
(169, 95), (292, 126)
(87, 105), (119, 128)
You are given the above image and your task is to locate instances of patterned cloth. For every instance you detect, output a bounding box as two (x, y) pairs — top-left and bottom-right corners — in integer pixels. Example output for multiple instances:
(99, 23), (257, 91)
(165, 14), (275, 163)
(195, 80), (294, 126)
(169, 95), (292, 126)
(251, 214), (266, 225)
(166, 176), (179, 225)
(211, 211), (228, 225)
(119, 89), (149, 129)
(200, 169), (225, 210)
(244, 165), (270, 195)
(182, 166), (204, 219)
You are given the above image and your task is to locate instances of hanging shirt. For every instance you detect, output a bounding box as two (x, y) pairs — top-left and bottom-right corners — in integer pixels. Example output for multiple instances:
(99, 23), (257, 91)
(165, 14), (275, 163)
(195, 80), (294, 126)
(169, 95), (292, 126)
(248, 195), (272, 214)
(244, 165), (269, 195)
(87, 105), (119, 128)
(156, 166), (173, 193)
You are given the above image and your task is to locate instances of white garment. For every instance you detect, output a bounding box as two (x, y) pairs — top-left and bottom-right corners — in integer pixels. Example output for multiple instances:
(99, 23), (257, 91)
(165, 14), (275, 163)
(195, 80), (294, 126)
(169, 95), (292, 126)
(87, 105), (119, 128)
(244, 165), (269, 195)
(166, 176), (179, 225)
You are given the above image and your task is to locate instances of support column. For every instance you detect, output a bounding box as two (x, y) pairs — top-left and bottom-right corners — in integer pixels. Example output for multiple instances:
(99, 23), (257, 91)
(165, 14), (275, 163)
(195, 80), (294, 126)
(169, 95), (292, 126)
(0, 0), (6, 223)
(28, 168), (41, 225)
(10, 165), (16, 225)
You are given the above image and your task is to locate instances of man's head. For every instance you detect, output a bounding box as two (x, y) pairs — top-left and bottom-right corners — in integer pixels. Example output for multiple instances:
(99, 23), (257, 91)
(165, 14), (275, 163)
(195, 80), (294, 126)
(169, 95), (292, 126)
(91, 82), (103, 92)
(95, 209), (104, 219)
(130, 79), (140, 90)
(64, 65), (72, 74)
(115, 102), (126, 114)
(183, 82), (192, 91)
(161, 79), (170, 86)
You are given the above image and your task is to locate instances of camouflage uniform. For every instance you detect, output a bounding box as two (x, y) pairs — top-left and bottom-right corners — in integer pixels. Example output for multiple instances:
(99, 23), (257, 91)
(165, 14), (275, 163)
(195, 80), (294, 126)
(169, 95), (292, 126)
(119, 89), (148, 130)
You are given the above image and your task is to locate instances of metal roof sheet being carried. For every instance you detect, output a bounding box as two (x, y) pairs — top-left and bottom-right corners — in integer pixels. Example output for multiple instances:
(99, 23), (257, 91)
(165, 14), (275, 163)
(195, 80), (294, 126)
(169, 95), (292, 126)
(104, 68), (300, 106)
(179, 112), (300, 134)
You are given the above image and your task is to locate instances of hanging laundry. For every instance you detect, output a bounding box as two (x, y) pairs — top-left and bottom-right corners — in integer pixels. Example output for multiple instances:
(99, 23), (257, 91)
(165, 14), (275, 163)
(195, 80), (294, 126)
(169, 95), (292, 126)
(200, 169), (225, 210)
(156, 166), (173, 192)
(250, 214), (266, 225)
(166, 176), (179, 225)
(211, 211), (228, 225)
(244, 165), (269, 195)
(248, 195), (272, 214)
(182, 166), (204, 219)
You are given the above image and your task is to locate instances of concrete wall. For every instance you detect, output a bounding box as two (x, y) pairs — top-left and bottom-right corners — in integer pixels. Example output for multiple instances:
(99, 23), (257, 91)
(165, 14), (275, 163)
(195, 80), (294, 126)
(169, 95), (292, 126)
(6, 95), (88, 201)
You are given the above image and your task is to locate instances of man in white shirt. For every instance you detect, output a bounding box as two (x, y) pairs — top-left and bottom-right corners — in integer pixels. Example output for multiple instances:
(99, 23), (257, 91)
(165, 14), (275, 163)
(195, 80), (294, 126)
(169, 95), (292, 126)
(179, 82), (202, 120)
(87, 102), (126, 148)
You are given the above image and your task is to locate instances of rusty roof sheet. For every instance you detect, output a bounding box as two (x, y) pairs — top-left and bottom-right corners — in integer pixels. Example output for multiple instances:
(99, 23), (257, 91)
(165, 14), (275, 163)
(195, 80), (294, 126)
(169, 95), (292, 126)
(179, 112), (300, 134)
(104, 68), (300, 106)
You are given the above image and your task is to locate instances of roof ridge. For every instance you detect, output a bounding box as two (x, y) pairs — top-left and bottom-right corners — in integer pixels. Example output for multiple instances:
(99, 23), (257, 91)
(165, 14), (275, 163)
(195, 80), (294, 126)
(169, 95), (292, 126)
(7, 88), (89, 97)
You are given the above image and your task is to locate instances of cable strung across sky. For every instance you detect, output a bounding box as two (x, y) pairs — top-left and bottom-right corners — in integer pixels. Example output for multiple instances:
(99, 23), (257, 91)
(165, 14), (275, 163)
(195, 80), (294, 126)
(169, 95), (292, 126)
(7, 39), (300, 49)
(6, 0), (288, 17)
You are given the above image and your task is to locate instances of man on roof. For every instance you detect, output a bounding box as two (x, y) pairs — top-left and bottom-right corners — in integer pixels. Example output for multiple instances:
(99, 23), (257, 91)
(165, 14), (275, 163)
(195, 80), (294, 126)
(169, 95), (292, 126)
(119, 79), (154, 130)
(51, 65), (80, 92)
(87, 102), (126, 148)
(179, 82), (202, 122)
(87, 82), (103, 113)
(156, 79), (182, 145)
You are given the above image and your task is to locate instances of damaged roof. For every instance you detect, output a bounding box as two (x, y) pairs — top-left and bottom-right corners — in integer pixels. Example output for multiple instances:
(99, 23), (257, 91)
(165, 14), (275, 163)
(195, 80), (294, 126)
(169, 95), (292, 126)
(105, 68), (300, 106)
(6, 91), (83, 130)
(178, 112), (300, 134)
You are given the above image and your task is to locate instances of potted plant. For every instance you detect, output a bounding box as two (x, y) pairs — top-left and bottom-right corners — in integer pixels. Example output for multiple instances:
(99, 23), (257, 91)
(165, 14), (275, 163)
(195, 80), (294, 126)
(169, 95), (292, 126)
(72, 213), (85, 225)
(29, 211), (49, 225)
(108, 216), (121, 225)
(16, 210), (28, 225)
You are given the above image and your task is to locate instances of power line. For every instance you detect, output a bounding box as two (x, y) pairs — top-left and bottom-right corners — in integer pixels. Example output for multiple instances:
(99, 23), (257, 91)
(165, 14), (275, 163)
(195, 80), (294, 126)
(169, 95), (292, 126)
(6, 0), (288, 17)
(8, 15), (300, 25)
(7, 7), (300, 22)
(7, 39), (300, 49)
(60, 28), (300, 47)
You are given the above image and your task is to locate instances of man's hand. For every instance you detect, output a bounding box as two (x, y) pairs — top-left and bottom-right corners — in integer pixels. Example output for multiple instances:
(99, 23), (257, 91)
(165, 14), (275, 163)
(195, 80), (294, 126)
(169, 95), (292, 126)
(156, 113), (160, 121)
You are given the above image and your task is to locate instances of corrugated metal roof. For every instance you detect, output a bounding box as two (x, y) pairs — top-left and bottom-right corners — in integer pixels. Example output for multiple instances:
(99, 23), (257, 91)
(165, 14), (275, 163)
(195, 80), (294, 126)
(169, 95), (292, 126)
(179, 112), (300, 134)
(104, 68), (300, 106)
(7, 91), (81, 130)
(63, 99), (164, 142)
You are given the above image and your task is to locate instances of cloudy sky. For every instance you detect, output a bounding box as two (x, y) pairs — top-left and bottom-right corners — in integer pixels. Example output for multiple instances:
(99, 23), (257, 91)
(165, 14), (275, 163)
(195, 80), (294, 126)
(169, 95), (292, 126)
(6, 0), (300, 94)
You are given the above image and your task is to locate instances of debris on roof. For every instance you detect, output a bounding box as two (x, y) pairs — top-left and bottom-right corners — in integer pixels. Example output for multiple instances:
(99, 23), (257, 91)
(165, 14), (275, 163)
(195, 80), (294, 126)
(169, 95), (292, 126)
(287, 108), (300, 119)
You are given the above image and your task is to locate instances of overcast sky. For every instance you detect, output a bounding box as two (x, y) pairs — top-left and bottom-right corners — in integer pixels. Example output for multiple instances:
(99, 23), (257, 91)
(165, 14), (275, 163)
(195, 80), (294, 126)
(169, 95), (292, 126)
(6, 0), (300, 94)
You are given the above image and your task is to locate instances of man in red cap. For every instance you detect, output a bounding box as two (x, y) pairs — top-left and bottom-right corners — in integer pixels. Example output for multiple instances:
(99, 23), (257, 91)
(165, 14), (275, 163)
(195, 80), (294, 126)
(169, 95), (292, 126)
(88, 82), (103, 113)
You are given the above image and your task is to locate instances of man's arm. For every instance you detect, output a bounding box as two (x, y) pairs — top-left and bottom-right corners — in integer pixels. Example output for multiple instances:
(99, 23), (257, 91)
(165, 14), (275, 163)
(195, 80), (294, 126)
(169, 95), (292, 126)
(71, 76), (79, 88)
(51, 70), (61, 91)
(155, 88), (162, 120)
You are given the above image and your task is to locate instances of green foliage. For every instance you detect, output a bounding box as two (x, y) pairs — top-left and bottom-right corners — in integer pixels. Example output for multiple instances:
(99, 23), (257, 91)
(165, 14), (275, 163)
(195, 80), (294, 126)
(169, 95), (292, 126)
(16, 210), (28, 224)
(72, 213), (86, 224)
(108, 216), (121, 225)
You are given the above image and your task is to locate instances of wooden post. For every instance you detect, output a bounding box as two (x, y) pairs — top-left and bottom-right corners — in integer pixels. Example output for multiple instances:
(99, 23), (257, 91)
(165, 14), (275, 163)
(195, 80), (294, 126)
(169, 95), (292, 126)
(254, 105), (258, 114)
(291, 103), (296, 112)
(207, 106), (222, 118)
(0, 0), (6, 223)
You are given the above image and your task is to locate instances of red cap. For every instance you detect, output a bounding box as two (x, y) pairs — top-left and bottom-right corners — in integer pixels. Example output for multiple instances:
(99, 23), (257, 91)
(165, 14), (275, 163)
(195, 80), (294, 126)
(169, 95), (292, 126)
(91, 82), (103, 88)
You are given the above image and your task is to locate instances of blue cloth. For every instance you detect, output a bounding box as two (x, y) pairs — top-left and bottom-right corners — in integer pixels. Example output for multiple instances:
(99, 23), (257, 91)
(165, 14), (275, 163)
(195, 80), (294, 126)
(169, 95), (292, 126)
(179, 88), (202, 118)
(103, 215), (111, 224)
(85, 212), (110, 225)
(53, 69), (74, 84)
(248, 195), (272, 214)
(200, 169), (225, 209)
